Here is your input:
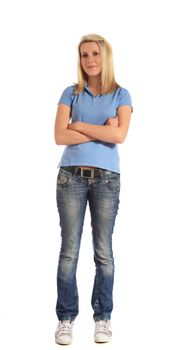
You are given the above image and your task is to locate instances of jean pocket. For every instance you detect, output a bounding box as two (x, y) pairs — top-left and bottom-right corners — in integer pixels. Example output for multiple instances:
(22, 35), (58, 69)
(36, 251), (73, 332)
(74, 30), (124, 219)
(57, 172), (71, 189)
(105, 173), (120, 191)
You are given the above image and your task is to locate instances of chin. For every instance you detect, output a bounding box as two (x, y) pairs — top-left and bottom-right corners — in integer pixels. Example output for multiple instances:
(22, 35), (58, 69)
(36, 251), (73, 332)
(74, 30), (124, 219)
(87, 72), (101, 77)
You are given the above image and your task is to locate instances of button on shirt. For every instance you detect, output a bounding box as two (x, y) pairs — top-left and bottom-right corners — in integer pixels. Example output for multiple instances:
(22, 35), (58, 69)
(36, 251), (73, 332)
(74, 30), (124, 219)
(58, 85), (132, 174)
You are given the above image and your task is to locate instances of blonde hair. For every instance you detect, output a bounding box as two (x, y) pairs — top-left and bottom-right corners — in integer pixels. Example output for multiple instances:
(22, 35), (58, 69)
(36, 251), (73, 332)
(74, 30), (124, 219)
(74, 34), (120, 94)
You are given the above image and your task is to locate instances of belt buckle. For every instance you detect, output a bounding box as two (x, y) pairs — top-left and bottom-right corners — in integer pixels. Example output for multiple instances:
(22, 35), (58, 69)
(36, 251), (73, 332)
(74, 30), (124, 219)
(80, 168), (94, 178)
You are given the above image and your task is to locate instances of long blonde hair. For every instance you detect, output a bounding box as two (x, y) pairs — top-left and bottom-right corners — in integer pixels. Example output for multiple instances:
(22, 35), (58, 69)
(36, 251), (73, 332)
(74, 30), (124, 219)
(74, 34), (120, 94)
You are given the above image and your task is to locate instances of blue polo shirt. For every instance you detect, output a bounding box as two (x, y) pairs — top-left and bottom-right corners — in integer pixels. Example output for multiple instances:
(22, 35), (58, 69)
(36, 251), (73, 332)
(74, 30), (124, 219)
(58, 85), (132, 173)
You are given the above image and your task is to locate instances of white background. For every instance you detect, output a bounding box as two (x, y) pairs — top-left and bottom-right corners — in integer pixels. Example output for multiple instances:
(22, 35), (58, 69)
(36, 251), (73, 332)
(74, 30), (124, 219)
(0, 0), (181, 349)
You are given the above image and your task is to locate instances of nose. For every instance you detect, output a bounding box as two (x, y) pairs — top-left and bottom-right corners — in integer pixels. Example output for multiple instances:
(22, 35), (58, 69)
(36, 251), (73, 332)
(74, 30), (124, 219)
(87, 54), (93, 63)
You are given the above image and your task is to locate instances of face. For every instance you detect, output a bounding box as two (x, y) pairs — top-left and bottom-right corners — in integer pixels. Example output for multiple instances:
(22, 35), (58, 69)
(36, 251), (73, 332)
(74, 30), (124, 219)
(80, 42), (102, 77)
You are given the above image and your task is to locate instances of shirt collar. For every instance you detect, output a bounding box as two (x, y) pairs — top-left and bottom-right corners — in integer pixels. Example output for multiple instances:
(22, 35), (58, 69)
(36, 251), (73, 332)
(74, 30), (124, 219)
(84, 83), (101, 97)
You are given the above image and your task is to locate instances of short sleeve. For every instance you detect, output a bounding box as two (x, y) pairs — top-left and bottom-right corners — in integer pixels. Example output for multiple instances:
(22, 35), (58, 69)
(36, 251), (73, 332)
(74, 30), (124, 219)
(117, 87), (133, 112)
(58, 86), (75, 106)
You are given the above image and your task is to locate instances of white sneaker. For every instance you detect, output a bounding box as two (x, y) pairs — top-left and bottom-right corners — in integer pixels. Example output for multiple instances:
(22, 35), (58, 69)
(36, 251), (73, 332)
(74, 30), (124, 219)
(55, 320), (74, 345)
(94, 320), (112, 343)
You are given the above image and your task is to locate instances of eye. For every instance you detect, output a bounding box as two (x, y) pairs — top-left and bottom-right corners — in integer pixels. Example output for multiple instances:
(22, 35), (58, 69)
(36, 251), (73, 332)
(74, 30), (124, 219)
(81, 53), (88, 58)
(93, 52), (99, 56)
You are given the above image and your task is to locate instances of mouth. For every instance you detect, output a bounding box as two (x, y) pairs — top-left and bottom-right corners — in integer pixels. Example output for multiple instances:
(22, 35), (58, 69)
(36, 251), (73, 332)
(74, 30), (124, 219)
(87, 66), (97, 68)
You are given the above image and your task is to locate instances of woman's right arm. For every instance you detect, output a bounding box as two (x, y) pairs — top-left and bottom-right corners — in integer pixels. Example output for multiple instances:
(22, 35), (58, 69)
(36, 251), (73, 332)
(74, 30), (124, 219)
(54, 104), (95, 145)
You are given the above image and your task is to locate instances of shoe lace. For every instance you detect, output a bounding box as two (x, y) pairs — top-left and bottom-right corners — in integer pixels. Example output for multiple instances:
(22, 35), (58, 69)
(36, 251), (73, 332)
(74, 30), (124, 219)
(96, 320), (110, 334)
(58, 321), (71, 335)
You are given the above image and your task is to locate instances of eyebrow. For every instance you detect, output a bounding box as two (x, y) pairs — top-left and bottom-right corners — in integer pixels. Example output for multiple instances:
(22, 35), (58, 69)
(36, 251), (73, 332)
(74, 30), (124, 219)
(80, 50), (100, 54)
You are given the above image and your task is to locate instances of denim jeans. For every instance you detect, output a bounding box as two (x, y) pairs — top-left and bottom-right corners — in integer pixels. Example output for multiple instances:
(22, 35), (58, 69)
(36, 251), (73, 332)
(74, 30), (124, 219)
(56, 167), (120, 321)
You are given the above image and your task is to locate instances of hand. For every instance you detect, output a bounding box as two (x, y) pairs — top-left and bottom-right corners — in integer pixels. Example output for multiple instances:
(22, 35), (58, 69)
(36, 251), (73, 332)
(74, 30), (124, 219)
(106, 116), (119, 127)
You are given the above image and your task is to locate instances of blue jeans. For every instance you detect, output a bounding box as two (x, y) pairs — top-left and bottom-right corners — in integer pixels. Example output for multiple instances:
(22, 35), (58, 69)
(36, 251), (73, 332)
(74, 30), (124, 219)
(56, 167), (120, 321)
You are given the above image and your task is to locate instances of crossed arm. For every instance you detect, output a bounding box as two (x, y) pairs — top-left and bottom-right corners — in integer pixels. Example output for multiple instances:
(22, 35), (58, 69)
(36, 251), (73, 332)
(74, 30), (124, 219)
(54, 103), (131, 145)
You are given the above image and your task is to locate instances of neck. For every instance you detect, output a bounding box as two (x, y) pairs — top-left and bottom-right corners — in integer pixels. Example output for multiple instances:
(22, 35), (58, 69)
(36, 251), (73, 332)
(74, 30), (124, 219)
(87, 75), (101, 89)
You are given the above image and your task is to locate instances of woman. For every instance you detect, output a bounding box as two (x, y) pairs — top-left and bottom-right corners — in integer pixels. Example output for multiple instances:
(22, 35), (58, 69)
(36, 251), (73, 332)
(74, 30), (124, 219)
(54, 34), (132, 345)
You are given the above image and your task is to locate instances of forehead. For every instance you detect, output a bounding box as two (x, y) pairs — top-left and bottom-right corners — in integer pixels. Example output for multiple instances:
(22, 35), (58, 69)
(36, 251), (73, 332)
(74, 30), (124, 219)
(80, 41), (100, 53)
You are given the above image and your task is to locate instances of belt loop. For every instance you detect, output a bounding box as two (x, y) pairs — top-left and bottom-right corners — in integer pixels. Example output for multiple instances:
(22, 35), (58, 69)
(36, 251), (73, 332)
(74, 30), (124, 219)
(99, 168), (103, 177)
(74, 167), (79, 176)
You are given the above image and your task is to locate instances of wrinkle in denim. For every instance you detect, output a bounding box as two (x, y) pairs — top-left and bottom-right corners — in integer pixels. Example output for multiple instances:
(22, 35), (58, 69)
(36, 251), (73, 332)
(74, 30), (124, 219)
(56, 168), (120, 321)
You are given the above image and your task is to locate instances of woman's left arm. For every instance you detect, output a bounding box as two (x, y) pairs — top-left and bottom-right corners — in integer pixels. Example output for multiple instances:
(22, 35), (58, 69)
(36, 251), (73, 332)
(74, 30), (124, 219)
(68, 105), (132, 144)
